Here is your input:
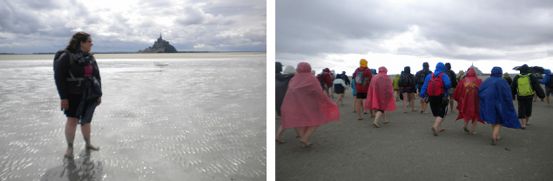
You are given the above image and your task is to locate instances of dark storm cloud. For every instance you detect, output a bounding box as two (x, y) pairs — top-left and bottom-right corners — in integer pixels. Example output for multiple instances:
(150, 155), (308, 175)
(0, 0), (265, 53)
(277, 0), (553, 61)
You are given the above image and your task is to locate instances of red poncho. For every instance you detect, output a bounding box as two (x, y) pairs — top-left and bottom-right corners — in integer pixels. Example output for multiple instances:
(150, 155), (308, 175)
(453, 67), (483, 123)
(281, 62), (340, 128)
(365, 67), (396, 111)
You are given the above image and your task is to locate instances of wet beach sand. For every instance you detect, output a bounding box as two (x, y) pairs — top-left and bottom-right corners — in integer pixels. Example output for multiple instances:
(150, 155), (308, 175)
(0, 53), (266, 181)
(276, 82), (553, 180)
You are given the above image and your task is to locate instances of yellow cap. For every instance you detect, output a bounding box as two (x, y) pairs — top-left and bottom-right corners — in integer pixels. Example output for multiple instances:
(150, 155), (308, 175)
(360, 59), (367, 68)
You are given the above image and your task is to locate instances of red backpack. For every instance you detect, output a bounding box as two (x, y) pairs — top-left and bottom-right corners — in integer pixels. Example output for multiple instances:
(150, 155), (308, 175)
(427, 73), (445, 96)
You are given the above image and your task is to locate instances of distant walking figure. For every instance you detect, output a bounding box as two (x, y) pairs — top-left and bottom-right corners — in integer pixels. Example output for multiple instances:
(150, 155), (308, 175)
(352, 59), (373, 120)
(453, 67), (483, 135)
(415, 62), (432, 113)
(365, 67), (396, 127)
(281, 62), (340, 148)
(275, 62), (299, 144)
(479, 67), (521, 145)
(420, 62), (451, 136)
(54, 32), (102, 158)
(511, 64), (545, 129)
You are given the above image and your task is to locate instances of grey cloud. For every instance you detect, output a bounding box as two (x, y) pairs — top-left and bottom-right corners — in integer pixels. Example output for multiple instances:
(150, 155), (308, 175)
(0, 0), (265, 53)
(277, 0), (553, 61)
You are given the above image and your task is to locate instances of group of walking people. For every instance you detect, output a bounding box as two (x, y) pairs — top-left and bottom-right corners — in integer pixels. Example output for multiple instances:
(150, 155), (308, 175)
(276, 59), (550, 147)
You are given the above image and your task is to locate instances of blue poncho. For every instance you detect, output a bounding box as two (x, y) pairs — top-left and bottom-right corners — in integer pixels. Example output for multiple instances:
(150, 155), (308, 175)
(478, 67), (521, 128)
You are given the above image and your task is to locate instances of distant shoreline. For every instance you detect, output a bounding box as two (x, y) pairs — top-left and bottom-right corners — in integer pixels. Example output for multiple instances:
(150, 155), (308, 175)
(0, 51), (265, 55)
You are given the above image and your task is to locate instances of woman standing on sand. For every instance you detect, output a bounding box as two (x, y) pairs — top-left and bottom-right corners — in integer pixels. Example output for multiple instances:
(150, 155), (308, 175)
(281, 62), (340, 147)
(479, 67), (521, 145)
(54, 32), (102, 158)
(365, 66), (396, 128)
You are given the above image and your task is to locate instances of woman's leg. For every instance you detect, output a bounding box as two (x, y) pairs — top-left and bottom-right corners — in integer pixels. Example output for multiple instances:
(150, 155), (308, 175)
(402, 92), (408, 113)
(300, 126), (319, 145)
(373, 111), (382, 127)
(470, 121), (478, 134)
(408, 93), (415, 111)
(81, 123), (99, 150)
(65, 117), (78, 156)
(276, 125), (286, 143)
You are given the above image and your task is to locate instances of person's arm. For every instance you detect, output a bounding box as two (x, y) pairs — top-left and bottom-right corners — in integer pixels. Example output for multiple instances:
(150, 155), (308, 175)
(531, 75), (545, 99)
(54, 53), (70, 99)
(511, 76), (519, 99)
(443, 73), (452, 91)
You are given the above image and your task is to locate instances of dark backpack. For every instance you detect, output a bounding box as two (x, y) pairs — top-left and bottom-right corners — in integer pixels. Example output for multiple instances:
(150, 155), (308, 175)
(416, 70), (430, 85)
(427, 73), (445, 96)
(399, 74), (414, 87)
(53, 50), (68, 71)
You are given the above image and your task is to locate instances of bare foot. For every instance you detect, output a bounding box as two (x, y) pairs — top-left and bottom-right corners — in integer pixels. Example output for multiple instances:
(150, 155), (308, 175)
(86, 144), (100, 151)
(64, 147), (74, 158)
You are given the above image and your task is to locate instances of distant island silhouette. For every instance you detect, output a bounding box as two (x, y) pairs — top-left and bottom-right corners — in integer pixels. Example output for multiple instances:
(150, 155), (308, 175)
(139, 34), (178, 53)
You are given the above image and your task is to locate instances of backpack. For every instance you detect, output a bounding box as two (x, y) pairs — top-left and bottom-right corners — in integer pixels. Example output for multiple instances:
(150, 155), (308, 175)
(517, 74), (534, 96)
(427, 73), (445, 96)
(53, 50), (68, 71)
(416, 70), (430, 85)
(399, 74), (414, 87)
(355, 70), (366, 86)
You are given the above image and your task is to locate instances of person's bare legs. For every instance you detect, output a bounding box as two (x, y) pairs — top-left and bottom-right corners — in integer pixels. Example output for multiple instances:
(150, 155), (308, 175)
(373, 111), (382, 127)
(65, 117), (78, 157)
(300, 126), (318, 146)
(520, 117), (528, 129)
(276, 125), (286, 143)
(81, 123), (99, 150)
(491, 124), (501, 145)
(336, 94), (344, 106)
(408, 93), (415, 112)
(470, 121), (478, 134)
(420, 99), (428, 113)
(356, 99), (363, 120)
(546, 95), (550, 105)
(402, 92), (408, 113)
(449, 95), (455, 113)
(431, 117), (444, 136)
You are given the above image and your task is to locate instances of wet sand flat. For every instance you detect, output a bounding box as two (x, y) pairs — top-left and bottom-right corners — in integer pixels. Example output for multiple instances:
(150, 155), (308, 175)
(0, 53), (266, 181)
(276, 85), (553, 180)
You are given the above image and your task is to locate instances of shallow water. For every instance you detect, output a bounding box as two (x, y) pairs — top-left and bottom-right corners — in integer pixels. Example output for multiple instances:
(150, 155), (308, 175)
(0, 53), (266, 181)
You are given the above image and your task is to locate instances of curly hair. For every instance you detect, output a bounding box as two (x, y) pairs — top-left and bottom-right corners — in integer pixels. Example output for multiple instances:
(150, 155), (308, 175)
(65, 32), (90, 53)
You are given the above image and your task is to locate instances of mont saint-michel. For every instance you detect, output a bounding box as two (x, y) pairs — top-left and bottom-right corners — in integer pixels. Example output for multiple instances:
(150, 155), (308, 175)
(139, 34), (178, 53)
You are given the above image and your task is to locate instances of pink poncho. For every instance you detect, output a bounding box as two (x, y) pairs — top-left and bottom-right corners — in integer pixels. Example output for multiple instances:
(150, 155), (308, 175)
(365, 67), (396, 111)
(281, 62), (340, 128)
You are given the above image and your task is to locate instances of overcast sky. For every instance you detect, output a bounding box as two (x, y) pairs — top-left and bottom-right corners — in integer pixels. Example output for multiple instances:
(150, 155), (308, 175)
(277, 0), (553, 74)
(0, 0), (265, 53)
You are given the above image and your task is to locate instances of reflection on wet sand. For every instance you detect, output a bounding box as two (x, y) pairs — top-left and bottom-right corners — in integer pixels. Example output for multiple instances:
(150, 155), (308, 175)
(0, 53), (265, 180)
(41, 150), (104, 181)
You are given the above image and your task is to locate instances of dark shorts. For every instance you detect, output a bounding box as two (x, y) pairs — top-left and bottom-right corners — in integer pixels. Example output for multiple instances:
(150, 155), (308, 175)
(517, 96), (533, 118)
(64, 93), (82, 118)
(400, 87), (416, 94)
(334, 85), (345, 94)
(356, 93), (367, 99)
(546, 87), (552, 96)
(429, 95), (447, 118)
(64, 93), (96, 125)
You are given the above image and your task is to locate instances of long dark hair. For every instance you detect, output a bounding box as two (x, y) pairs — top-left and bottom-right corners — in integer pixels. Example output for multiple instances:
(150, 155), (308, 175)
(66, 32), (90, 53)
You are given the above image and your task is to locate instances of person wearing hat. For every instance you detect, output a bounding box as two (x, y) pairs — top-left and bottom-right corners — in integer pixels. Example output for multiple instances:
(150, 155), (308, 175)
(352, 59), (373, 120)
